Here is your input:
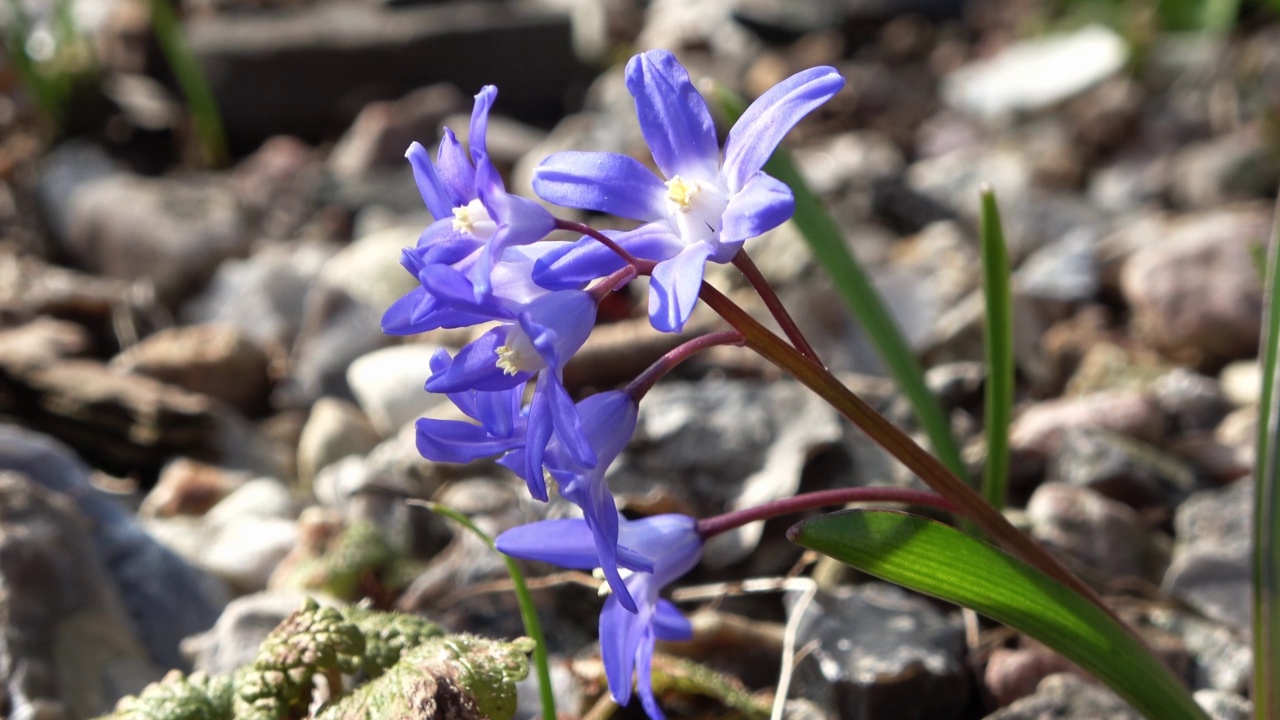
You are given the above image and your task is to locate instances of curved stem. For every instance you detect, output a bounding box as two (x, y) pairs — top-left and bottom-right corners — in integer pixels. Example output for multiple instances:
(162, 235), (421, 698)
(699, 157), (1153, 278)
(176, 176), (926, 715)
(625, 330), (745, 400)
(732, 249), (822, 364)
(555, 218), (657, 274)
(697, 487), (958, 539)
(694, 280), (1123, 625)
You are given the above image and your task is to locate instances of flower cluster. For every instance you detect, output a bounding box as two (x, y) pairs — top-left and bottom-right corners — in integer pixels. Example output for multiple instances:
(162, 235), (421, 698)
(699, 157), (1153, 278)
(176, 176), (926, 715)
(386, 50), (842, 718)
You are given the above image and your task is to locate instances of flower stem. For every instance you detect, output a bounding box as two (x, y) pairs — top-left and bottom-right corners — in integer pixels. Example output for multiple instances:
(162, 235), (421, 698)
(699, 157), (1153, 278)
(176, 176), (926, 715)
(732, 249), (822, 364)
(590, 264), (638, 302)
(555, 218), (657, 274)
(693, 280), (1124, 625)
(625, 330), (745, 400)
(697, 487), (959, 539)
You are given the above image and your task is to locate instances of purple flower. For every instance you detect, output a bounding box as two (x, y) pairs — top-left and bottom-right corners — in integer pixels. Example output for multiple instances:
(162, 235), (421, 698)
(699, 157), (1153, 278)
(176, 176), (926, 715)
(415, 349), (526, 465)
(531, 50), (844, 332)
(383, 86), (557, 335)
(422, 289), (600, 495)
(497, 513), (703, 720)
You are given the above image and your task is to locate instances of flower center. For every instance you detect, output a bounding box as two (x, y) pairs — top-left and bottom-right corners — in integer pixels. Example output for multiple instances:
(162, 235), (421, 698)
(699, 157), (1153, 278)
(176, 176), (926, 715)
(663, 175), (729, 245)
(494, 328), (543, 375)
(593, 567), (634, 596)
(451, 199), (497, 240)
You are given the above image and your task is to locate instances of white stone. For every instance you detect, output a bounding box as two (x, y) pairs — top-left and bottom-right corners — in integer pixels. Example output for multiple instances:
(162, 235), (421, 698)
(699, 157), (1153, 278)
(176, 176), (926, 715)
(347, 343), (451, 436)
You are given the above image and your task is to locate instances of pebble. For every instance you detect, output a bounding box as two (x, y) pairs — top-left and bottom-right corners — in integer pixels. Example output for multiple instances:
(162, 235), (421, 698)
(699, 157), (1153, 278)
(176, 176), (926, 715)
(983, 673), (1139, 719)
(1048, 428), (1198, 511)
(1026, 482), (1170, 586)
(295, 397), (381, 491)
(1162, 478), (1252, 632)
(346, 343), (450, 437)
(1010, 390), (1167, 457)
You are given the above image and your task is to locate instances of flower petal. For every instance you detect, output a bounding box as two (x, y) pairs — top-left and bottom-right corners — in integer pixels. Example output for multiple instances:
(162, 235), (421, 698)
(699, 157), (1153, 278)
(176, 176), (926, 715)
(436, 128), (477, 206)
(495, 519), (599, 569)
(415, 418), (523, 464)
(648, 241), (716, 333)
(406, 142), (453, 219)
(468, 85), (497, 165)
(625, 50), (720, 181)
(600, 594), (645, 707)
(473, 162), (556, 297)
(652, 600), (693, 641)
(533, 152), (668, 221)
(534, 371), (596, 469)
(635, 630), (665, 720)
(721, 66), (844, 193)
(717, 171), (794, 252)
(532, 224), (685, 291)
(424, 328), (528, 393)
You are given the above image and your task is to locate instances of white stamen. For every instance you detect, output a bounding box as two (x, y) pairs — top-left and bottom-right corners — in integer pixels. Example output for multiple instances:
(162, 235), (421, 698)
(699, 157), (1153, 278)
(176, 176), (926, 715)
(493, 329), (544, 375)
(451, 198), (497, 239)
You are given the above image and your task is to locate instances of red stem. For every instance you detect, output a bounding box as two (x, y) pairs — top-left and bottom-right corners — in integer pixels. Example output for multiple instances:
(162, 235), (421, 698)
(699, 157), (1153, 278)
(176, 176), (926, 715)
(555, 218), (656, 274)
(732, 249), (822, 364)
(625, 330), (745, 400)
(697, 487), (958, 539)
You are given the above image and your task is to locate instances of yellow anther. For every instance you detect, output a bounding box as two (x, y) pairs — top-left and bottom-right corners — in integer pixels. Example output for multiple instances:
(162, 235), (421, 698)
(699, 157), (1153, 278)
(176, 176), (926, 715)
(665, 176), (698, 212)
(451, 205), (474, 233)
(495, 344), (523, 375)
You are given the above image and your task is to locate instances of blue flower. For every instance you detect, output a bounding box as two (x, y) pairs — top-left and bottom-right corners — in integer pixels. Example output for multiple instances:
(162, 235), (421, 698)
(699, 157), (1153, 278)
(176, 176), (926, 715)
(531, 50), (844, 332)
(497, 513), (702, 720)
(383, 86), (557, 335)
(415, 349), (527, 465)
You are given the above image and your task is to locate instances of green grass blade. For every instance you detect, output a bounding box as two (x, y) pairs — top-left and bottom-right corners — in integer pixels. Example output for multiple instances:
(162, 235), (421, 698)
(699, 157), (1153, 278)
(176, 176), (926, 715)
(148, 0), (228, 166)
(979, 187), (1013, 511)
(415, 502), (557, 720)
(710, 85), (966, 480)
(790, 510), (1208, 720)
(1252, 190), (1280, 720)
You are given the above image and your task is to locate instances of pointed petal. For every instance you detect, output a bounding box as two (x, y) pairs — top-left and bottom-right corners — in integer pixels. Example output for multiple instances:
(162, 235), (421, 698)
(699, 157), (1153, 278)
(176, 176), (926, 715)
(539, 373), (596, 469)
(625, 50), (720, 181)
(495, 519), (599, 568)
(652, 600), (693, 641)
(717, 171), (794, 251)
(635, 631), (665, 720)
(721, 66), (844, 193)
(473, 162), (556, 298)
(381, 286), (433, 336)
(468, 85), (497, 165)
(648, 242), (716, 333)
(436, 128), (477, 206)
(521, 389), (554, 501)
(600, 595), (643, 707)
(533, 151), (668, 220)
(406, 142), (453, 219)
(532, 224), (685, 291)
(415, 418), (522, 464)
(424, 329), (528, 393)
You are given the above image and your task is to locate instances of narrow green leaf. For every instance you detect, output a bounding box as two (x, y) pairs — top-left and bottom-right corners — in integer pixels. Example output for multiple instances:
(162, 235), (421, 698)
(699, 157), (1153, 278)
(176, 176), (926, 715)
(790, 510), (1208, 720)
(414, 502), (557, 720)
(979, 188), (1013, 511)
(709, 85), (966, 481)
(1253, 189), (1280, 720)
(149, 0), (228, 166)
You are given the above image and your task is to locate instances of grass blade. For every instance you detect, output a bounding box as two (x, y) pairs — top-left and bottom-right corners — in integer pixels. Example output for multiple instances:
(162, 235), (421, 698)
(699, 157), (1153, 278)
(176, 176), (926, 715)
(979, 187), (1013, 511)
(414, 501), (557, 720)
(710, 84), (966, 480)
(790, 510), (1208, 720)
(1253, 190), (1280, 720)
(149, 0), (228, 166)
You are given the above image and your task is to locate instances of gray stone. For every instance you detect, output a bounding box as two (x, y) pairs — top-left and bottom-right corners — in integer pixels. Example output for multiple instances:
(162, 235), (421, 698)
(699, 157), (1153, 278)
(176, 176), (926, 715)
(1014, 227), (1100, 303)
(32, 141), (120, 244)
(983, 673), (1139, 720)
(1026, 483), (1169, 586)
(1132, 605), (1252, 693)
(943, 25), (1128, 120)
(183, 591), (342, 675)
(186, 1), (583, 149)
(1195, 689), (1252, 720)
(346, 344), (451, 437)
(1171, 126), (1280, 210)
(1010, 390), (1167, 457)
(295, 398), (381, 491)
(1049, 428), (1198, 511)
(1154, 368), (1230, 434)
(0, 471), (159, 719)
(1163, 478), (1253, 632)
(327, 84), (467, 181)
(0, 425), (225, 670)
(788, 583), (969, 720)
(1219, 360), (1260, 407)
(63, 174), (249, 307)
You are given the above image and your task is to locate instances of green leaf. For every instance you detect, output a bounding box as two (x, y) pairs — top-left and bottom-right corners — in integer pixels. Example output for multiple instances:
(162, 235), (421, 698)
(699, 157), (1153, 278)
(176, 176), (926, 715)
(148, 0), (228, 166)
(709, 84), (966, 481)
(790, 510), (1208, 720)
(979, 188), (1014, 511)
(1253, 191), (1280, 720)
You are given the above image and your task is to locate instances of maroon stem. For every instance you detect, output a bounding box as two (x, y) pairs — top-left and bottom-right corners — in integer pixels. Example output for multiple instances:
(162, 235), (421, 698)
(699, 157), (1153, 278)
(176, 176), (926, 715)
(589, 264), (638, 302)
(555, 218), (657, 274)
(732, 249), (822, 365)
(698, 488), (959, 539)
(625, 330), (745, 400)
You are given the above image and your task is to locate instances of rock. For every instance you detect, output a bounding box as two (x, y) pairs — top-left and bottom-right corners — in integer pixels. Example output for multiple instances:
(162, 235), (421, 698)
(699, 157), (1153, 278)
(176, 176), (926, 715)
(983, 673), (1139, 719)
(1163, 478), (1252, 632)
(1195, 690), (1252, 720)
(1088, 154), (1171, 215)
(1049, 428), (1198, 511)
(1219, 360), (1260, 407)
(228, 135), (326, 244)
(182, 240), (341, 353)
(1170, 125), (1280, 210)
(0, 318), (94, 368)
(792, 130), (905, 196)
(63, 173), (249, 307)
(1026, 483), (1169, 586)
(943, 25), (1128, 120)
(0, 424), (225, 670)
(1010, 390), (1167, 457)
(983, 644), (1074, 707)
(0, 471), (159, 719)
(1014, 227), (1100, 303)
(1127, 604), (1252, 693)
(186, 1), (583, 149)
(788, 583), (969, 720)
(327, 84), (467, 181)
(32, 141), (120, 244)
(295, 397), (381, 491)
(1153, 368), (1231, 435)
(111, 323), (275, 416)
(1115, 206), (1269, 368)
(346, 344), (451, 437)
(608, 379), (843, 567)
(139, 457), (249, 518)
(183, 590), (343, 676)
